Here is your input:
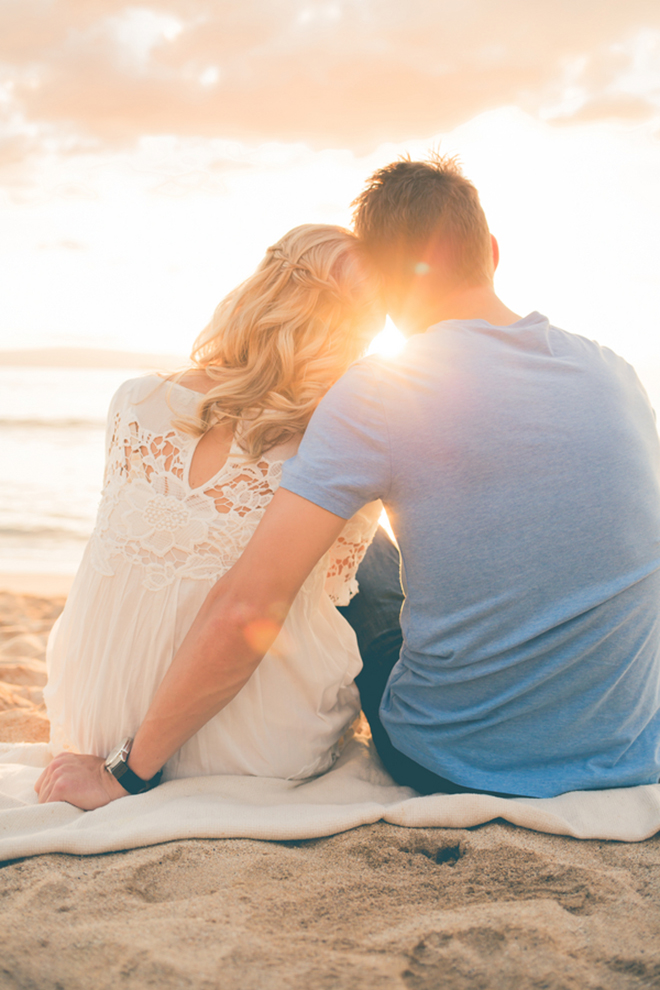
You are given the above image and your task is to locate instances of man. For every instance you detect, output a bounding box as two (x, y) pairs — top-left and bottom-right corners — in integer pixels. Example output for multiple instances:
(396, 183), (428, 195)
(39, 155), (660, 807)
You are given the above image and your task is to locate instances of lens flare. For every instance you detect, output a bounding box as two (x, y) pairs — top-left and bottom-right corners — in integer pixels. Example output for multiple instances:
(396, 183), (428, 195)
(368, 316), (406, 358)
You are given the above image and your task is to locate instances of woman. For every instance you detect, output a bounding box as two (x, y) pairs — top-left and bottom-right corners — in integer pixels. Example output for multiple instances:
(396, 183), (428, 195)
(42, 224), (385, 785)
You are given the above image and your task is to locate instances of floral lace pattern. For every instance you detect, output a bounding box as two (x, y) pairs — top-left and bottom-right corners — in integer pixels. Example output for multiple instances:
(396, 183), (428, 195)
(90, 391), (378, 598)
(322, 505), (380, 606)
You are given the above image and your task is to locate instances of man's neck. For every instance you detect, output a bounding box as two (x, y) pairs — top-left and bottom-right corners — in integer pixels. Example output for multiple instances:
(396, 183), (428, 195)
(415, 285), (523, 332)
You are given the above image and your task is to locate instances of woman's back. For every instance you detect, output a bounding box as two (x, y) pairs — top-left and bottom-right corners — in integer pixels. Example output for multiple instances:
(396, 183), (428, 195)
(95, 375), (299, 588)
(45, 375), (379, 780)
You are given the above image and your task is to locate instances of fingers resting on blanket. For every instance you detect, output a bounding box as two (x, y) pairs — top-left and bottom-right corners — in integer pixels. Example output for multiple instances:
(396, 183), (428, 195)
(35, 753), (128, 810)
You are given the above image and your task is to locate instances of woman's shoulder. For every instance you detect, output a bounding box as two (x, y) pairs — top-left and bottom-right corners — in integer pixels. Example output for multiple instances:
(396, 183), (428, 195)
(110, 374), (197, 415)
(261, 434), (301, 463)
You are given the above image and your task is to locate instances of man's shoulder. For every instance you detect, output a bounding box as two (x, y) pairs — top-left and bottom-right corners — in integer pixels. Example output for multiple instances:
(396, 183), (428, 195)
(559, 327), (631, 364)
(336, 342), (431, 387)
(319, 349), (427, 421)
(320, 354), (387, 404)
(298, 354), (392, 448)
(549, 325), (642, 387)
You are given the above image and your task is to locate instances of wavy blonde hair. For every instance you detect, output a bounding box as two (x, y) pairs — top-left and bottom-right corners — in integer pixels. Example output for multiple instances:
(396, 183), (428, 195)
(175, 224), (384, 458)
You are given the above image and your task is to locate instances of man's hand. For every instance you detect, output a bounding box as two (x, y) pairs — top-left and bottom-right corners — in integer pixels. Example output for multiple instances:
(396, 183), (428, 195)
(35, 753), (128, 810)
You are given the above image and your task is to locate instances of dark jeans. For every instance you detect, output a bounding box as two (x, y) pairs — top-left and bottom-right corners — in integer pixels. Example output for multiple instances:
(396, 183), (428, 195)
(338, 527), (514, 797)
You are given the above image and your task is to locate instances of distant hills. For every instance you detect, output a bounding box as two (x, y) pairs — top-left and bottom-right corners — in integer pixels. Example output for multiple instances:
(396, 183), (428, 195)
(0, 348), (188, 369)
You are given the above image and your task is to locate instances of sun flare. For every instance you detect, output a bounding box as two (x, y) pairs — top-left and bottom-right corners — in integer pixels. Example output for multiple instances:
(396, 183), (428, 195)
(368, 316), (406, 358)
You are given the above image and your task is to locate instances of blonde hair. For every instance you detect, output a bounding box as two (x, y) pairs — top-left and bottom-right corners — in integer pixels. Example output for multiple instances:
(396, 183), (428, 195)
(176, 224), (383, 458)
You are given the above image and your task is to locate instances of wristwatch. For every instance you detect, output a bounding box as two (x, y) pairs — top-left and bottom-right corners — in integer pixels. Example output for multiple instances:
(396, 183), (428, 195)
(104, 737), (162, 795)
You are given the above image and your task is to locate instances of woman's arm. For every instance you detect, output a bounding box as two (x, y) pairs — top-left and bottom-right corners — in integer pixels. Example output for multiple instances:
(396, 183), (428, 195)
(35, 490), (347, 808)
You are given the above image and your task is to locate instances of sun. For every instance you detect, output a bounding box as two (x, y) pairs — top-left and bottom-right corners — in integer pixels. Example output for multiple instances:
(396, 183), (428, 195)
(368, 316), (406, 358)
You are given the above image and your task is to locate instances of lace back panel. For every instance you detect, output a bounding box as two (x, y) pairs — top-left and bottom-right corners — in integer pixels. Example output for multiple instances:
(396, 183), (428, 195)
(91, 378), (379, 598)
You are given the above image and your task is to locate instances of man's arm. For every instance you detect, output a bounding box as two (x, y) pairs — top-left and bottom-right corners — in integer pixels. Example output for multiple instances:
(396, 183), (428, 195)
(35, 490), (346, 807)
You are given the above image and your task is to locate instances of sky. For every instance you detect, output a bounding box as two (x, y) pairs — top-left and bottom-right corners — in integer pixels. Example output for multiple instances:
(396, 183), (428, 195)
(1, 0), (659, 367)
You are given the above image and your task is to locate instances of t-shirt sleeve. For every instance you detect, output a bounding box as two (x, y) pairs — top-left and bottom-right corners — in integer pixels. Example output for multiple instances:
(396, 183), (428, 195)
(281, 359), (391, 519)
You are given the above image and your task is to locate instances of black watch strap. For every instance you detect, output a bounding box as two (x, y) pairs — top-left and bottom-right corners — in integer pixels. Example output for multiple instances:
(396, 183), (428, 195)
(104, 737), (162, 795)
(111, 760), (162, 795)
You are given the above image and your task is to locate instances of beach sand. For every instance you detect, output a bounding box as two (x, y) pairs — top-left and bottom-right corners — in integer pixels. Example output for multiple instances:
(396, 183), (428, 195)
(1, 587), (659, 989)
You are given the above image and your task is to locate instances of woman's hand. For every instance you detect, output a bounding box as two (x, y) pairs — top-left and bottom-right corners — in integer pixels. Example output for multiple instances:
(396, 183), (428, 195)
(35, 753), (128, 810)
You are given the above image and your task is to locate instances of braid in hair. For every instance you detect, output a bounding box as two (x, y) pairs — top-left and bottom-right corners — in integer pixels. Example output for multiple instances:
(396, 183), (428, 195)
(266, 245), (342, 298)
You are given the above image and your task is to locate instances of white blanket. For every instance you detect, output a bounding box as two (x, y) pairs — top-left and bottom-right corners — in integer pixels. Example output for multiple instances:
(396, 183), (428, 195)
(1, 734), (659, 861)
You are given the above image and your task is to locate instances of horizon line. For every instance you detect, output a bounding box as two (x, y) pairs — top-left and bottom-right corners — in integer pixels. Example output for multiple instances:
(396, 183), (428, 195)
(0, 346), (189, 369)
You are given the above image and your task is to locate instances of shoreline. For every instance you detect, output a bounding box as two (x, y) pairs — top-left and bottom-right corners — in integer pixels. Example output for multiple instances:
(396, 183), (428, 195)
(0, 573), (73, 598)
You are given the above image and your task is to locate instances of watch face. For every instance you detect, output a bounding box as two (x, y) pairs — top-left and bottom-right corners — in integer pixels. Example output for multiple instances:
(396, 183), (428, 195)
(105, 737), (132, 774)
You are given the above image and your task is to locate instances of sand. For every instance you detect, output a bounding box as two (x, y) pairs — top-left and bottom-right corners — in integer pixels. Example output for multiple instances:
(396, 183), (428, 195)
(1, 588), (659, 989)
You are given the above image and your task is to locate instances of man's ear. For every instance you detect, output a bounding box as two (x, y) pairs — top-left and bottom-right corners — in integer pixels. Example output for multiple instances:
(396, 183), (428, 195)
(491, 234), (500, 272)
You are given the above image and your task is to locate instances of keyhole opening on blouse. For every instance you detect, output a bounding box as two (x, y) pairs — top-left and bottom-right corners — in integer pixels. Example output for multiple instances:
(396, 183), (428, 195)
(188, 423), (235, 490)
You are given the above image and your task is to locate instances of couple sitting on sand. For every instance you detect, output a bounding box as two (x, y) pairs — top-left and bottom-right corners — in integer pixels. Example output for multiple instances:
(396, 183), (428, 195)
(36, 155), (660, 809)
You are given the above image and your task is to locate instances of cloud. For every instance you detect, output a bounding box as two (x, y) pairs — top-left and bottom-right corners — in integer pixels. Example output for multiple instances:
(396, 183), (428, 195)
(1, 0), (659, 157)
(37, 238), (88, 250)
(556, 94), (655, 124)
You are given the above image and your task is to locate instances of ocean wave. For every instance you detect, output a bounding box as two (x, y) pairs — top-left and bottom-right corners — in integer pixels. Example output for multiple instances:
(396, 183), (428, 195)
(0, 417), (105, 430)
(0, 524), (91, 542)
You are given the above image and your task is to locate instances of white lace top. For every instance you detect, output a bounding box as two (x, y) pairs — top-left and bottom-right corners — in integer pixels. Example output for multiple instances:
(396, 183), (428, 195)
(45, 376), (380, 781)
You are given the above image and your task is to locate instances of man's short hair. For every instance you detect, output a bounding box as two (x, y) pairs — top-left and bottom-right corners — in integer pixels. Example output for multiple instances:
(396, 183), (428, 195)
(352, 154), (493, 292)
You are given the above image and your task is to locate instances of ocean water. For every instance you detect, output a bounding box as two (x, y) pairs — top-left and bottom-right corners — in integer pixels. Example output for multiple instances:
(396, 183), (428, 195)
(0, 367), (149, 575)
(2, 360), (660, 577)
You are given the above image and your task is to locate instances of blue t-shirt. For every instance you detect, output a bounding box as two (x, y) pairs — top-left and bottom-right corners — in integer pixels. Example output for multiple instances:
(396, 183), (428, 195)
(281, 312), (660, 797)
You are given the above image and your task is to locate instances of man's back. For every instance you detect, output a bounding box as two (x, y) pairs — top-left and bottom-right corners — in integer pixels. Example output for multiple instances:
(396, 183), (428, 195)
(282, 312), (660, 796)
